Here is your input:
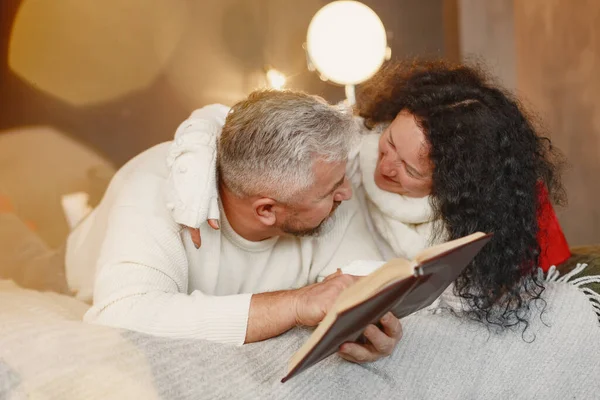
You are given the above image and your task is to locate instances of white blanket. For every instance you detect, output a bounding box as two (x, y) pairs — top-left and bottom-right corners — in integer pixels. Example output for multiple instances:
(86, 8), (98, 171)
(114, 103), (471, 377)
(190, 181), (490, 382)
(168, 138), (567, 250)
(2, 266), (599, 400)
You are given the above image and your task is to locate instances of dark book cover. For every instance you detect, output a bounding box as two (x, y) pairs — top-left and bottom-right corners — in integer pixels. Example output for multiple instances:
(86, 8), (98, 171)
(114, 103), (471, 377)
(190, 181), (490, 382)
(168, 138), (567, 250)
(282, 233), (493, 383)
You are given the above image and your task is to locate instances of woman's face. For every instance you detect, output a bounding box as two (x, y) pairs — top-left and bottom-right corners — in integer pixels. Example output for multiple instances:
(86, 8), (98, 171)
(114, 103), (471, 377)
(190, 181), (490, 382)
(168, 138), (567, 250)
(374, 110), (433, 197)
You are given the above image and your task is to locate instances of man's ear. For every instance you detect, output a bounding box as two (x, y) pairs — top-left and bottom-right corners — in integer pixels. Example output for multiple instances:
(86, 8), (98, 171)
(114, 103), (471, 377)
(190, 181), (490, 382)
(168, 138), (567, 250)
(252, 197), (278, 227)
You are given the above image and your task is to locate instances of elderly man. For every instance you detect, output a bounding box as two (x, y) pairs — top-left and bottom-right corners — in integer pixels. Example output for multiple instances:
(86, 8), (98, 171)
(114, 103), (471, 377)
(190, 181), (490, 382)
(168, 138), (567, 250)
(65, 90), (401, 363)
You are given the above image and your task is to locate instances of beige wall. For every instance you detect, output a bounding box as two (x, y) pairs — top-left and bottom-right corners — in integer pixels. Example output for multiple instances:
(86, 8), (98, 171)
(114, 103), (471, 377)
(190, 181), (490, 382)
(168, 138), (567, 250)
(458, 0), (515, 90)
(2, 0), (596, 243)
(515, 0), (600, 245)
(2, 0), (597, 244)
(1, 0), (338, 164)
(0, 0), (448, 165)
(454, 0), (599, 245)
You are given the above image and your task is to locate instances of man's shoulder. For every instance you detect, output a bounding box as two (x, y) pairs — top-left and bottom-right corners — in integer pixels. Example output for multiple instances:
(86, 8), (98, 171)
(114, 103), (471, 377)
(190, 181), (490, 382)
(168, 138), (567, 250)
(119, 142), (172, 179)
(102, 143), (174, 214)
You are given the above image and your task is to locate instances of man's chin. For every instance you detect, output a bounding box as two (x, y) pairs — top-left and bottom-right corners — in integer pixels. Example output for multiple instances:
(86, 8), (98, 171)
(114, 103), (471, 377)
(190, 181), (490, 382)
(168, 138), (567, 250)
(311, 215), (336, 237)
(282, 214), (337, 238)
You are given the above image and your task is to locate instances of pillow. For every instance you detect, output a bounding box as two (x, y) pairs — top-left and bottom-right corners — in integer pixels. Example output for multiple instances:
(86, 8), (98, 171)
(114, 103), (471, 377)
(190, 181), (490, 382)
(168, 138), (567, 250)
(0, 209), (70, 295)
(0, 126), (115, 248)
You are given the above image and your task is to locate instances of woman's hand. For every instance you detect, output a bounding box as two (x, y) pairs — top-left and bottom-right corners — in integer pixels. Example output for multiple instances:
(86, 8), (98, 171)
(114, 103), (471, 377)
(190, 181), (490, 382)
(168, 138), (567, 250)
(187, 219), (219, 248)
(338, 312), (403, 363)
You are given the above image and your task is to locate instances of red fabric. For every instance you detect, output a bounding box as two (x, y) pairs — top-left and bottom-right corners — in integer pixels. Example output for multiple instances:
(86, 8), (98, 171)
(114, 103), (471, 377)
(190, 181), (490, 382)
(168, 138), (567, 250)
(537, 184), (570, 271)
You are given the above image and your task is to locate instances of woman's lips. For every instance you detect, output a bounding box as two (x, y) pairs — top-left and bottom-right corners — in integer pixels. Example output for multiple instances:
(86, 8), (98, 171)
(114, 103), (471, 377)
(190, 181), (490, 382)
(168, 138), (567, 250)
(381, 173), (397, 184)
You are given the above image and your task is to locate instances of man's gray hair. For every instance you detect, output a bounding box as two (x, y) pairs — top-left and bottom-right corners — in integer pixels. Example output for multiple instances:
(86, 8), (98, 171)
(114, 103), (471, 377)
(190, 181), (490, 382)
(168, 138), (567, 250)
(218, 89), (358, 202)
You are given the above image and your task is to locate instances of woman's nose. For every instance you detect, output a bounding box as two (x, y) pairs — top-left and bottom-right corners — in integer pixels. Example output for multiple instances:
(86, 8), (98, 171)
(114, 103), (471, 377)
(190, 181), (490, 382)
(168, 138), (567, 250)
(380, 156), (398, 177)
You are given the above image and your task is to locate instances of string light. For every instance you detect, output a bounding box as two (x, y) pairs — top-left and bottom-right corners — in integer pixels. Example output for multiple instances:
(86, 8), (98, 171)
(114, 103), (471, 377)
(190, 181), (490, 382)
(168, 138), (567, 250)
(266, 68), (286, 90)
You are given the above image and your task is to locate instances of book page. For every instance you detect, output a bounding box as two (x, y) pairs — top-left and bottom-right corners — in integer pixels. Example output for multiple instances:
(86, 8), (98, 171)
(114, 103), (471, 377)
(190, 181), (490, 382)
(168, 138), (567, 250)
(333, 258), (413, 313)
(413, 232), (486, 264)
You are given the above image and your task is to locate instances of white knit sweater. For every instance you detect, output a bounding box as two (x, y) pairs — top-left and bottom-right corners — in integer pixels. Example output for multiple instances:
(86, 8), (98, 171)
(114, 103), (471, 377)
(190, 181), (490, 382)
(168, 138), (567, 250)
(65, 143), (382, 346)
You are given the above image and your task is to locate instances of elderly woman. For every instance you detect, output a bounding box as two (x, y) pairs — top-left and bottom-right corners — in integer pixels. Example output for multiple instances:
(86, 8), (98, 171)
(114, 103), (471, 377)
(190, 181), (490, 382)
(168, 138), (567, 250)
(348, 60), (566, 328)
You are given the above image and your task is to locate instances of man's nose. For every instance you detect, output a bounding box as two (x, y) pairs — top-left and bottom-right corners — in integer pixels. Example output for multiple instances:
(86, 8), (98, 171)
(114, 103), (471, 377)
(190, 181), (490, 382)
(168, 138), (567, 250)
(334, 177), (353, 202)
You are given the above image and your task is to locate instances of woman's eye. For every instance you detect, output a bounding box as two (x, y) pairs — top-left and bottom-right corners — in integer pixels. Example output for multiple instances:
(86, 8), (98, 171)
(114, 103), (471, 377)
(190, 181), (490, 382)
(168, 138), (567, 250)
(403, 162), (415, 177)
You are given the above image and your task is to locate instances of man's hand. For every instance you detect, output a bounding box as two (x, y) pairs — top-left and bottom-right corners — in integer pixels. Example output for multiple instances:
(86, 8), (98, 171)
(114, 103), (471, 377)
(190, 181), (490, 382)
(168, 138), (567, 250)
(293, 270), (360, 327)
(244, 270), (359, 343)
(338, 312), (403, 363)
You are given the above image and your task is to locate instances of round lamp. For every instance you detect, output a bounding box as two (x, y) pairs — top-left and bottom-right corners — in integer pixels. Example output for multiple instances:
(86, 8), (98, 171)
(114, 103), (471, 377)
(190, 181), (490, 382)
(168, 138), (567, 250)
(306, 1), (389, 103)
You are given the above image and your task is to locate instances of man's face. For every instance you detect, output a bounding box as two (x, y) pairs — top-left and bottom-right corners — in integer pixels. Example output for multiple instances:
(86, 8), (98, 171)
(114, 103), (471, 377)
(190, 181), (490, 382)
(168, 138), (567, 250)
(278, 159), (352, 237)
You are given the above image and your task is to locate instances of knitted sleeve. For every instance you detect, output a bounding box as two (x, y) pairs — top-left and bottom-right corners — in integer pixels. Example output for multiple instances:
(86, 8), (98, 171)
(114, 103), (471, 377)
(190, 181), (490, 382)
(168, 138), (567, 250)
(84, 204), (251, 345)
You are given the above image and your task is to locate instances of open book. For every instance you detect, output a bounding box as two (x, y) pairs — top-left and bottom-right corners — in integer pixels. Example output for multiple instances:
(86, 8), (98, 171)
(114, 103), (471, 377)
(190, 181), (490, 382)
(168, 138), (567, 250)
(282, 231), (493, 383)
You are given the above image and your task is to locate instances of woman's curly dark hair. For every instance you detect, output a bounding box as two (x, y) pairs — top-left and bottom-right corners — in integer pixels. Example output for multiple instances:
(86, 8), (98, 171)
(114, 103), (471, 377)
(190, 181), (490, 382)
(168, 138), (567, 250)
(356, 59), (566, 330)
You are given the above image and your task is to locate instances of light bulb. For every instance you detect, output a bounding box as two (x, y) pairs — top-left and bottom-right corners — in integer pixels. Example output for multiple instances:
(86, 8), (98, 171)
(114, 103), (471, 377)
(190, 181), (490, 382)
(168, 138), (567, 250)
(306, 1), (388, 86)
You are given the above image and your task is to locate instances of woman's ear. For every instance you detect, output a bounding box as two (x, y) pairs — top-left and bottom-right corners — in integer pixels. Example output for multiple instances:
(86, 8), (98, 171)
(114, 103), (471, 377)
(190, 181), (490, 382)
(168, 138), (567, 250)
(252, 197), (277, 227)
